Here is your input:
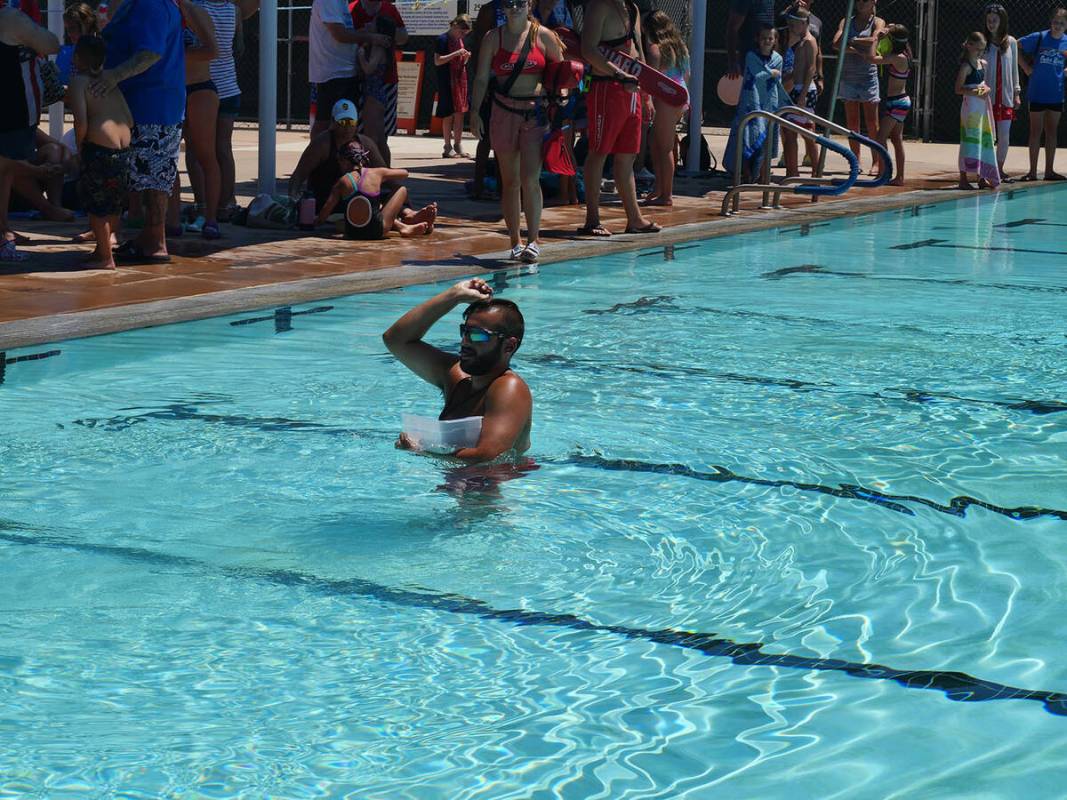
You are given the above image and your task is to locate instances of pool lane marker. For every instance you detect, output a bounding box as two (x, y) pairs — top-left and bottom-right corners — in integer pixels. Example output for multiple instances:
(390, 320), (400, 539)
(995, 218), (1067, 229)
(0, 349), (62, 386)
(68, 399), (1067, 522)
(890, 239), (1067, 256)
(758, 263), (1067, 295)
(561, 454), (1067, 522)
(229, 305), (334, 333)
(1, 522), (1065, 718)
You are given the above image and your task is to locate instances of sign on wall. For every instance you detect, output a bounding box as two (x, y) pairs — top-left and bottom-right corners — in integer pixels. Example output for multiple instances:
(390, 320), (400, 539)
(394, 0), (459, 36)
(395, 51), (426, 134)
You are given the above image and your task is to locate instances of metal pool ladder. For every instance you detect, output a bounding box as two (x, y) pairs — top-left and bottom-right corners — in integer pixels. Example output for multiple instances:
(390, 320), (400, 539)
(720, 106), (893, 217)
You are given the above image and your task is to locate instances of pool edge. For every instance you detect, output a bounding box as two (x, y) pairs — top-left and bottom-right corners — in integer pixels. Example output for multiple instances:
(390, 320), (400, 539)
(0, 187), (1022, 350)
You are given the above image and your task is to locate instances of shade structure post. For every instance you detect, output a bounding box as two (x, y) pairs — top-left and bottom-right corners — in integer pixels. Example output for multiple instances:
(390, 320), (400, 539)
(48, 0), (65, 139)
(683, 0), (706, 175)
(258, 0), (278, 194)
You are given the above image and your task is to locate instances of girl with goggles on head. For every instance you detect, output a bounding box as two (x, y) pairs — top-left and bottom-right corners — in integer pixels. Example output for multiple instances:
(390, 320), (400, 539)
(470, 0), (564, 264)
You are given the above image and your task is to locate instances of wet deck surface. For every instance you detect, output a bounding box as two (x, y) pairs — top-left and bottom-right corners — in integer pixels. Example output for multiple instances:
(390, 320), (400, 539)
(0, 129), (1043, 349)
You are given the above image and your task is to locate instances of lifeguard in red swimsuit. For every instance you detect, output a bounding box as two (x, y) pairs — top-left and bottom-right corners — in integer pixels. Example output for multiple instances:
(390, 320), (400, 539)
(578, 0), (659, 237)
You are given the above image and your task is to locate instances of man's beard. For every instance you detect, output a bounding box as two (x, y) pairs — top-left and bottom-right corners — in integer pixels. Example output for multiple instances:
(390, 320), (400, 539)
(460, 341), (503, 376)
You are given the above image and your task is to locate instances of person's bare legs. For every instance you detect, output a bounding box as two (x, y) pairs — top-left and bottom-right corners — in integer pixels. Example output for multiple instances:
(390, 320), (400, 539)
(496, 147), (522, 248)
(186, 89), (221, 227)
(472, 131), (492, 197)
(35, 142), (67, 205)
(518, 130), (543, 245)
(135, 190), (169, 256)
(167, 174), (183, 230)
(995, 119), (1011, 178)
(1043, 111), (1062, 178)
(874, 115), (899, 183)
(454, 112), (467, 155)
(783, 129), (800, 178)
(216, 114), (237, 210)
(362, 97), (391, 166)
(84, 213), (117, 268)
(0, 157), (22, 242)
(861, 101), (880, 173)
(382, 186), (430, 236)
(442, 113), (454, 155)
(12, 163), (73, 221)
(582, 150), (609, 232)
(844, 101), (862, 159)
(614, 153), (655, 231)
(647, 102), (683, 203)
(1025, 111), (1043, 179)
(889, 123), (906, 185)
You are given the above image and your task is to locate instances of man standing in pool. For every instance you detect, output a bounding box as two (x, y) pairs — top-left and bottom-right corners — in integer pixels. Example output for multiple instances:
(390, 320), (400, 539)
(383, 278), (532, 461)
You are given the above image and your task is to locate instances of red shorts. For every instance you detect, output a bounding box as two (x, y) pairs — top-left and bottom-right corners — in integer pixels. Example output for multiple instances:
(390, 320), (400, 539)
(588, 78), (642, 155)
(993, 105), (1015, 122)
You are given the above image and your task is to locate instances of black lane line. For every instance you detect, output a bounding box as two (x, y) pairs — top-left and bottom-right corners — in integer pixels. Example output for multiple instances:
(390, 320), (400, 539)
(560, 454), (1067, 522)
(891, 240), (1067, 256)
(582, 296), (680, 315)
(758, 263), (1067, 295)
(996, 218), (1067, 229)
(67, 402), (1067, 522)
(1, 523), (1064, 718)
(0, 349), (62, 386)
(526, 352), (1067, 417)
(229, 305), (334, 331)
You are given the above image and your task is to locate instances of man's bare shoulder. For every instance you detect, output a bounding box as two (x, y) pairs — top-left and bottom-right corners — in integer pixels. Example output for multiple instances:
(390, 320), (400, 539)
(489, 370), (531, 400)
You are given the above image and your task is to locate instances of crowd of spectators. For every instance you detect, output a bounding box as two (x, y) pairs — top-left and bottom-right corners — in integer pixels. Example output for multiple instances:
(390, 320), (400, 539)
(1, 0), (1066, 264)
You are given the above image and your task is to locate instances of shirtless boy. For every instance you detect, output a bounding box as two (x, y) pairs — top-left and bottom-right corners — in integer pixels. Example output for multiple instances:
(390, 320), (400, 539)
(68, 35), (134, 269)
(579, 0), (659, 237)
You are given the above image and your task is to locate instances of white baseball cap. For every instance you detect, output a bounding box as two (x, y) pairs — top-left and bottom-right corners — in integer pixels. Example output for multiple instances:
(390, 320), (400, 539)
(332, 99), (358, 122)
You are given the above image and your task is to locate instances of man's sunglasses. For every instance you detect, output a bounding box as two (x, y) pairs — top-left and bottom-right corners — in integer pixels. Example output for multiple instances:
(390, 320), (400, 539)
(335, 118), (358, 126)
(460, 324), (508, 343)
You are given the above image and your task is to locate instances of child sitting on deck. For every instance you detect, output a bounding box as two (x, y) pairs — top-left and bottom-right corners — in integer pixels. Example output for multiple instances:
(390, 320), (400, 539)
(315, 140), (433, 239)
(67, 34), (134, 269)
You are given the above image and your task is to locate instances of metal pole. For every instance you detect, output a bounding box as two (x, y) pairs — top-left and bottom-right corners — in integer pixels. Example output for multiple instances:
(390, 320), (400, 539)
(684, 0), (706, 174)
(258, 0), (279, 193)
(47, 0), (65, 139)
(817, 0), (855, 174)
(921, 0), (937, 141)
(286, 0), (293, 130)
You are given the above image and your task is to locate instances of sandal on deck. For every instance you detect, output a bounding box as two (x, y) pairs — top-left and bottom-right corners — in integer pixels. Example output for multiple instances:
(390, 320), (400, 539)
(576, 224), (612, 237)
(624, 221), (662, 234)
(113, 240), (171, 265)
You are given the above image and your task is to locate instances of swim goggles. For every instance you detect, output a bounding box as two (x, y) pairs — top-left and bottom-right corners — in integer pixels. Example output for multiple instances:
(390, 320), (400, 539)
(460, 324), (508, 343)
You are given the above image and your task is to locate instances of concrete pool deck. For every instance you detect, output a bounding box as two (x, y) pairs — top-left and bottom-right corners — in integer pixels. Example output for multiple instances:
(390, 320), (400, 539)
(0, 128), (1051, 350)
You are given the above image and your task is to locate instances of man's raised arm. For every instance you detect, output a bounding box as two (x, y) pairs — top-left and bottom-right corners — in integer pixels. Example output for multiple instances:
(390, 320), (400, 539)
(382, 278), (493, 390)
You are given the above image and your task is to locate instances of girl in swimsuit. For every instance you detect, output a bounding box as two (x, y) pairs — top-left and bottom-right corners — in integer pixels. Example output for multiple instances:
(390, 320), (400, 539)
(956, 31), (1000, 190)
(171, 0), (222, 239)
(981, 4), (1020, 180)
(314, 140), (433, 238)
(866, 23), (912, 185)
(641, 11), (688, 206)
(780, 8), (820, 179)
(470, 0), (563, 263)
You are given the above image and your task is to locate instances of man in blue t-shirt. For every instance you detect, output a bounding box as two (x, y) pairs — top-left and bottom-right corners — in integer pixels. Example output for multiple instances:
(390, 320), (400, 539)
(92, 0), (185, 263)
(1019, 7), (1067, 180)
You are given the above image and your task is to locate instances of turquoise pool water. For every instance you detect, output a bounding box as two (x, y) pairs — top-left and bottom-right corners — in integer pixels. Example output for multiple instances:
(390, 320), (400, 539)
(2, 187), (1066, 797)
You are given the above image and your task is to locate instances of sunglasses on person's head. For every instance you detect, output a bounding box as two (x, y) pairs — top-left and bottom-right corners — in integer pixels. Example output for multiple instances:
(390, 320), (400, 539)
(502, 0), (527, 9)
(460, 324), (508, 343)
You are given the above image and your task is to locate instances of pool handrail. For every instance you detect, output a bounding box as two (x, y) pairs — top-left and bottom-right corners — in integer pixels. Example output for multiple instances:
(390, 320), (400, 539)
(722, 109), (862, 216)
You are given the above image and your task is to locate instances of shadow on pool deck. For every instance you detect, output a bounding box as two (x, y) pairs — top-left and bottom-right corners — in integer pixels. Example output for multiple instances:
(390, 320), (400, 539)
(0, 128), (1052, 349)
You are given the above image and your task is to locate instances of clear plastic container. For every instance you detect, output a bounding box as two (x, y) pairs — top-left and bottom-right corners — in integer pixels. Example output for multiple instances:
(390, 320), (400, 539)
(401, 414), (483, 454)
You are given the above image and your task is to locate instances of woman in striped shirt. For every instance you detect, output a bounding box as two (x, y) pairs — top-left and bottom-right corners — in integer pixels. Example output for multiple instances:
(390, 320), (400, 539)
(196, 0), (242, 217)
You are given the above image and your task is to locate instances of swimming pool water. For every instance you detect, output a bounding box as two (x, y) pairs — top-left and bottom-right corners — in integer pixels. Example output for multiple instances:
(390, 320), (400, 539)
(2, 187), (1066, 797)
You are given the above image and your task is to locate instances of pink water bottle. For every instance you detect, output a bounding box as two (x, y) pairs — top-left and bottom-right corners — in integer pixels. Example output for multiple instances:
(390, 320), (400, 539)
(298, 192), (316, 230)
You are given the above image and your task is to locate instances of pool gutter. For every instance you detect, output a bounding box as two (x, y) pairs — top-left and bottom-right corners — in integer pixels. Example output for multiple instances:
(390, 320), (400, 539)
(0, 186), (1020, 350)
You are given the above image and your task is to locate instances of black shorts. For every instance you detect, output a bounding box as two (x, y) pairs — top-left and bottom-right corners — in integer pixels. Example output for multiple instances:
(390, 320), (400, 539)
(316, 77), (358, 118)
(78, 141), (131, 217)
(1030, 101), (1064, 113)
